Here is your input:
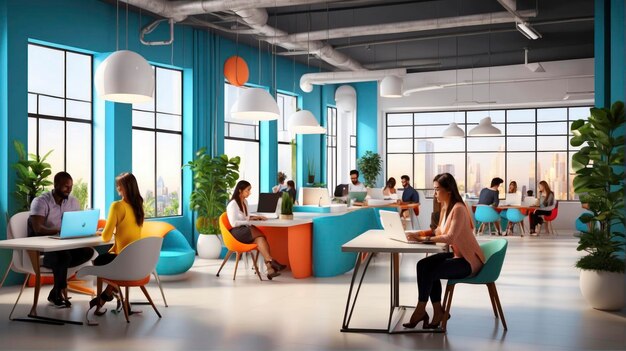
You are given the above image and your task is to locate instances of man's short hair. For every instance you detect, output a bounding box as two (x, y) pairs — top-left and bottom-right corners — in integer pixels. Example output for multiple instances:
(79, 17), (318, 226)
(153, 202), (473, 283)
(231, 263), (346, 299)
(490, 177), (504, 187)
(350, 170), (359, 177)
(54, 171), (73, 185)
(401, 175), (410, 182)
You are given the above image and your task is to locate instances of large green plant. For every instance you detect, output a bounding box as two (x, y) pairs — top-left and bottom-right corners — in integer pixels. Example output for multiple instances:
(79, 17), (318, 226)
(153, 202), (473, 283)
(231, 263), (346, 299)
(570, 101), (625, 273)
(185, 148), (240, 234)
(12, 140), (53, 212)
(280, 192), (293, 215)
(357, 151), (382, 188)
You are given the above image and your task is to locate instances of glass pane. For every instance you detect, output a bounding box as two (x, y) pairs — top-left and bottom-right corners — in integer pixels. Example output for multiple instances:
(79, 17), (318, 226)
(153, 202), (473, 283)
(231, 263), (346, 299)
(569, 106), (590, 121)
(537, 108), (567, 121)
(506, 123), (535, 136)
(537, 136), (568, 151)
(156, 133), (182, 217)
(537, 152), (568, 200)
(415, 138), (465, 153)
(507, 109), (534, 122)
(278, 143), (293, 181)
(537, 122), (568, 135)
(466, 153), (505, 197)
(38, 119), (65, 177)
(132, 111), (155, 129)
(39, 95), (64, 117)
(414, 125), (467, 138)
(507, 137), (535, 151)
(387, 154), (413, 186)
(28, 44), (64, 97)
(28, 93), (37, 114)
(66, 52), (91, 101)
(132, 130), (156, 218)
(278, 94), (297, 143)
(506, 152), (535, 196)
(414, 112), (455, 125)
(66, 122), (92, 209)
(467, 137), (505, 152)
(433, 153), (466, 193)
(28, 117), (37, 156)
(156, 68), (182, 115)
(351, 147), (356, 171)
(467, 110), (505, 123)
(568, 151), (578, 200)
(227, 123), (257, 139)
(387, 113), (413, 126)
(387, 139), (413, 153)
(387, 126), (413, 138)
(66, 100), (91, 120)
(156, 113), (182, 131)
(225, 139), (259, 204)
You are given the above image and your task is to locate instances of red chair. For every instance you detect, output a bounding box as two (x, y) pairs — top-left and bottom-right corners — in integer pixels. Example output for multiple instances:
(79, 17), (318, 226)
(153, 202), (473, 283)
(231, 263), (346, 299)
(540, 201), (559, 235)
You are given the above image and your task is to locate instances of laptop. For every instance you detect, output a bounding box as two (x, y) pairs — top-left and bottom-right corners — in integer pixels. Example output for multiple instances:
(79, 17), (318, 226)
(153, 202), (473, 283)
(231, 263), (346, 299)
(251, 192), (281, 219)
(334, 184), (349, 197)
(302, 187), (331, 206)
(51, 209), (100, 239)
(379, 210), (427, 244)
(504, 192), (522, 206)
(348, 191), (367, 203)
(367, 188), (385, 200)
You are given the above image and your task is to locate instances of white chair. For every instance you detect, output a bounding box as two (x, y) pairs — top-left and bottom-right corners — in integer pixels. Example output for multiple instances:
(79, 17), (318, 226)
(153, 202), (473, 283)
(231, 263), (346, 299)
(77, 236), (163, 324)
(0, 211), (96, 323)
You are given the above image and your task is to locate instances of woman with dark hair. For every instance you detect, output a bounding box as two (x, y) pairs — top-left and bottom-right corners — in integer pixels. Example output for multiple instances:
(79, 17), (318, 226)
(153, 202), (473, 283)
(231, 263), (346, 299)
(227, 180), (286, 279)
(286, 180), (297, 203)
(529, 180), (555, 235)
(89, 172), (145, 314)
(403, 173), (485, 329)
(382, 177), (397, 197)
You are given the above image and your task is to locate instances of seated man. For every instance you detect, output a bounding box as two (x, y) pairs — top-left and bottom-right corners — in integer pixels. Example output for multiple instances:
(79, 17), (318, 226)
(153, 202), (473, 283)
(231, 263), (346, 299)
(28, 171), (94, 307)
(400, 175), (420, 224)
(477, 177), (504, 235)
(348, 170), (366, 192)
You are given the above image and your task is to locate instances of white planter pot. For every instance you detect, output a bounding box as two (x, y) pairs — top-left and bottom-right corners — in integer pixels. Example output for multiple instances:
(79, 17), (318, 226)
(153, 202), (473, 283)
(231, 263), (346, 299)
(197, 234), (222, 259)
(579, 269), (625, 311)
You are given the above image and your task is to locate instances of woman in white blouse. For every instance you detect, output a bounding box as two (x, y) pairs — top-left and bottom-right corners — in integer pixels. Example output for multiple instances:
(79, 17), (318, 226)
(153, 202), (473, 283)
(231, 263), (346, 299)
(226, 180), (286, 279)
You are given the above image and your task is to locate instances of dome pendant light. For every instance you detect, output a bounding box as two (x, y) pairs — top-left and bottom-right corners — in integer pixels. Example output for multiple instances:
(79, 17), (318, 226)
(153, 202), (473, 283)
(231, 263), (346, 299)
(288, 110), (326, 134)
(380, 75), (403, 98)
(468, 117), (501, 136)
(442, 122), (465, 138)
(231, 87), (280, 121)
(95, 50), (154, 103)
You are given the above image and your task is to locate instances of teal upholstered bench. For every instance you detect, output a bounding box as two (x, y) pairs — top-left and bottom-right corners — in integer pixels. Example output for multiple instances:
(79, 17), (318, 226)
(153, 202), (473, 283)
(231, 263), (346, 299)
(155, 229), (195, 278)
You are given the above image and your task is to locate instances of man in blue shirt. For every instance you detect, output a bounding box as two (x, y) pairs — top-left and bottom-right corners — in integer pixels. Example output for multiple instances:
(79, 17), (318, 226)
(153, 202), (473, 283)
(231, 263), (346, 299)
(477, 177), (504, 235)
(400, 175), (419, 203)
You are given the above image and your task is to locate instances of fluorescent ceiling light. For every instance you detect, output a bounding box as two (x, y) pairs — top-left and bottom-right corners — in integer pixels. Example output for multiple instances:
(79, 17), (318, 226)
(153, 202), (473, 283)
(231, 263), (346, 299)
(231, 88), (280, 121)
(442, 122), (465, 138)
(516, 22), (542, 40)
(468, 117), (501, 136)
(288, 110), (326, 134)
(95, 50), (154, 103)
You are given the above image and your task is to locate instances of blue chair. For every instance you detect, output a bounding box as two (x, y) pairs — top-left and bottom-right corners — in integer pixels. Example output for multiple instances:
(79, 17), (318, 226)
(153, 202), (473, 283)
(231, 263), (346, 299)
(441, 239), (508, 332)
(156, 229), (195, 277)
(474, 205), (500, 235)
(505, 208), (526, 236)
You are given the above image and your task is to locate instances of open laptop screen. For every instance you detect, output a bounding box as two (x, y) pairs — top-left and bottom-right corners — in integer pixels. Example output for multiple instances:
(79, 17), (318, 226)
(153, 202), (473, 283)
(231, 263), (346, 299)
(257, 193), (281, 213)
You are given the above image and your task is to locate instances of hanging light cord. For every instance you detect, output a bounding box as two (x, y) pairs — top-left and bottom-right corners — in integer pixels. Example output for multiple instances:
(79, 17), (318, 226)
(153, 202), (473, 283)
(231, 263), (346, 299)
(115, 0), (119, 51)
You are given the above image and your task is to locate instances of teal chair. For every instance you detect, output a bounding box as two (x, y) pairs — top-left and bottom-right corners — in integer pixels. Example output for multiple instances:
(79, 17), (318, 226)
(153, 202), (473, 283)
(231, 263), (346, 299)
(441, 239), (508, 332)
(474, 205), (500, 235)
(505, 208), (526, 236)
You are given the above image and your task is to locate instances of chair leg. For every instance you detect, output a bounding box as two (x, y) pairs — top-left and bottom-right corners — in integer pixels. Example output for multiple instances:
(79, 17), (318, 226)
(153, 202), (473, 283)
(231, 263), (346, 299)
(486, 283), (498, 318)
(9, 274), (30, 321)
(216, 250), (233, 277)
(117, 286), (130, 323)
(0, 262), (14, 290)
(233, 252), (242, 280)
(488, 282), (508, 330)
(441, 284), (455, 332)
(139, 285), (162, 318)
(152, 270), (168, 307)
(251, 251), (263, 281)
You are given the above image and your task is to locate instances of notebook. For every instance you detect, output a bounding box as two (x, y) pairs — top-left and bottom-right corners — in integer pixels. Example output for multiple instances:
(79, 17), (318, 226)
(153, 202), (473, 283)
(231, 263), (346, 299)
(51, 209), (100, 239)
(251, 192), (281, 219)
(379, 210), (429, 244)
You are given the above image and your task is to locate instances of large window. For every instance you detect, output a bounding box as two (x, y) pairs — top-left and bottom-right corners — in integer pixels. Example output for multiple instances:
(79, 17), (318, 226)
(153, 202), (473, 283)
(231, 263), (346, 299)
(386, 106), (589, 200)
(326, 106), (338, 194)
(132, 67), (182, 218)
(277, 93), (297, 182)
(224, 83), (260, 204)
(27, 44), (93, 209)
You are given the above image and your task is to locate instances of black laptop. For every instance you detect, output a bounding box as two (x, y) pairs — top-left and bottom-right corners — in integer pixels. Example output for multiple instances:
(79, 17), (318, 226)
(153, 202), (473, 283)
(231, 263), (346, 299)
(251, 192), (281, 218)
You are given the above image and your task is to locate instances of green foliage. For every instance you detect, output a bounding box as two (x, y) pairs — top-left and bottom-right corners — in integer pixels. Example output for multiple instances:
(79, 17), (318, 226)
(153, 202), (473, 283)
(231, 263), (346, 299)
(307, 158), (315, 177)
(143, 192), (156, 218)
(570, 101), (625, 273)
(162, 192), (180, 216)
(72, 179), (89, 210)
(356, 151), (382, 188)
(12, 140), (53, 212)
(184, 148), (240, 234)
(281, 192), (293, 215)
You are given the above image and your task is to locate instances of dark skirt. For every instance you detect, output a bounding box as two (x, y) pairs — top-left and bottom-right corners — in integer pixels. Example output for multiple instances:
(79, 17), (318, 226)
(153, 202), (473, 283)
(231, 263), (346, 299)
(94, 252), (117, 266)
(231, 225), (254, 244)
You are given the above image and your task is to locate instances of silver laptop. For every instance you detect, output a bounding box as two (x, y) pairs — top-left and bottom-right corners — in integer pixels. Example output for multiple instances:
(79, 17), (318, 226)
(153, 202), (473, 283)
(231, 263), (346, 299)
(379, 210), (424, 244)
(367, 188), (385, 200)
(51, 209), (100, 239)
(251, 192), (280, 219)
(504, 192), (522, 206)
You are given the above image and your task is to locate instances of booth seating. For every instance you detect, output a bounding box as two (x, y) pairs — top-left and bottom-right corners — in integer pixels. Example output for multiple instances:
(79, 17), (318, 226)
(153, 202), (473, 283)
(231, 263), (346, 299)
(141, 222), (195, 278)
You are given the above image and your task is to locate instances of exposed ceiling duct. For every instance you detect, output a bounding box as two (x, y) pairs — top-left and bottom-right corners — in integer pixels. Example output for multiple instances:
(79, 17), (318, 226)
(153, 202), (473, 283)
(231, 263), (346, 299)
(300, 68), (406, 92)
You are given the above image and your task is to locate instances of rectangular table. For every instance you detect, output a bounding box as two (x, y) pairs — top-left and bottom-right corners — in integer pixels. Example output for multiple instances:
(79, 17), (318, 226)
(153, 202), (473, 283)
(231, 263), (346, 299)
(0, 235), (112, 325)
(341, 230), (446, 334)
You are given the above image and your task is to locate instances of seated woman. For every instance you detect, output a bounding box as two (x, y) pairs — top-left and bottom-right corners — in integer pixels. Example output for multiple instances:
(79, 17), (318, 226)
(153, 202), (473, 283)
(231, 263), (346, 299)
(501, 180), (518, 236)
(286, 180), (297, 203)
(90, 172), (144, 314)
(382, 177), (397, 199)
(272, 172), (288, 193)
(404, 173), (485, 329)
(227, 180), (286, 279)
(529, 180), (555, 235)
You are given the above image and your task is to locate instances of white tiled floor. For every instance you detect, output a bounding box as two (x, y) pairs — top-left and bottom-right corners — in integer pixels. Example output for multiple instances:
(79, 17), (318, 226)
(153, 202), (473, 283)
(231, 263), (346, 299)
(0, 233), (624, 350)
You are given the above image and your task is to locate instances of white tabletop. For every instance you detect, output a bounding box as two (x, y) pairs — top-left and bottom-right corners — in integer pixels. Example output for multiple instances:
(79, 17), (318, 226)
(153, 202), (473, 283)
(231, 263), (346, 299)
(0, 235), (113, 252)
(252, 211), (349, 227)
(342, 230), (447, 254)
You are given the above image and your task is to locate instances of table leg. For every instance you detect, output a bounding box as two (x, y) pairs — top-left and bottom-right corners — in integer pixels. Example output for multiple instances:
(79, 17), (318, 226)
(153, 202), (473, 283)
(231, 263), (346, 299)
(287, 224), (312, 279)
(26, 250), (41, 317)
(341, 252), (379, 332)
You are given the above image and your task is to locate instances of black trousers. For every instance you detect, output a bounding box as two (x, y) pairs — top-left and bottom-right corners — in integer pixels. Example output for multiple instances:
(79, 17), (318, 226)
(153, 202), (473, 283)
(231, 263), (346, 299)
(416, 252), (471, 303)
(42, 248), (94, 291)
(530, 209), (553, 230)
(93, 253), (117, 266)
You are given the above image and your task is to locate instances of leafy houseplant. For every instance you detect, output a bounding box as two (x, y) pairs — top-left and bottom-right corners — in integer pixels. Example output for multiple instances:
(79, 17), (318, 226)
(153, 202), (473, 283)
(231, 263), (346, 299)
(356, 151), (382, 188)
(185, 148), (240, 235)
(12, 140), (53, 212)
(280, 192), (293, 220)
(307, 158), (315, 184)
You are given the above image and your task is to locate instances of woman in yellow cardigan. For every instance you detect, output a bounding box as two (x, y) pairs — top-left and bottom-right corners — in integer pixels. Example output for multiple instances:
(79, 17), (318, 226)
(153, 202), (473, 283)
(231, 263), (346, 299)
(89, 172), (144, 314)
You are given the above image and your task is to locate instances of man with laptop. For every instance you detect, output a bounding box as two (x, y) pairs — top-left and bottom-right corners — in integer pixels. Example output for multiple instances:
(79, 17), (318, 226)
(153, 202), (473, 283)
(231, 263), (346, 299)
(28, 172), (95, 307)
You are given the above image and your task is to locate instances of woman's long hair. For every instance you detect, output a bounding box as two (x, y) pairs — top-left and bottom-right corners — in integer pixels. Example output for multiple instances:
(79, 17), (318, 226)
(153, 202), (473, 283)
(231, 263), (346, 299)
(433, 173), (465, 219)
(508, 181), (518, 193)
(539, 180), (553, 206)
(384, 177), (396, 191)
(230, 180), (251, 215)
(116, 172), (144, 226)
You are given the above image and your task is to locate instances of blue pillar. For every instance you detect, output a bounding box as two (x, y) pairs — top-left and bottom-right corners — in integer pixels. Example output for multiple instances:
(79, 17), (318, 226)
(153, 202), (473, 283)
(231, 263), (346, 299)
(260, 119), (278, 193)
(103, 102), (133, 208)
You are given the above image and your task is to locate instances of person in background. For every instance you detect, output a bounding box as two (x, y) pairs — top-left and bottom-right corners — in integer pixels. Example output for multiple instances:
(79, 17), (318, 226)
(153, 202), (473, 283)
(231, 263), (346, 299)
(382, 177), (397, 198)
(29, 171), (94, 307)
(404, 173), (485, 329)
(508, 181), (518, 194)
(227, 180), (286, 280)
(400, 175), (420, 221)
(478, 177), (504, 235)
(527, 190), (534, 197)
(272, 171), (288, 193)
(89, 172), (145, 315)
(529, 180), (555, 235)
(501, 181), (518, 236)
(286, 180), (297, 203)
(349, 170), (366, 192)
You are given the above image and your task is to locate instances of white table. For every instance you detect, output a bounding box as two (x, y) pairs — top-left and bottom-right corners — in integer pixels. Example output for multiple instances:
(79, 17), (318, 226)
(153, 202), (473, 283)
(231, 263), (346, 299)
(341, 230), (447, 334)
(0, 235), (112, 325)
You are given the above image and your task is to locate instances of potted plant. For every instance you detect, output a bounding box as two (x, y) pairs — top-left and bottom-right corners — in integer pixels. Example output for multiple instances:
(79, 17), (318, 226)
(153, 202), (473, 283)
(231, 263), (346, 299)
(184, 148), (240, 259)
(357, 151), (382, 188)
(307, 158), (315, 184)
(280, 192), (293, 220)
(570, 101), (625, 311)
(12, 140), (53, 212)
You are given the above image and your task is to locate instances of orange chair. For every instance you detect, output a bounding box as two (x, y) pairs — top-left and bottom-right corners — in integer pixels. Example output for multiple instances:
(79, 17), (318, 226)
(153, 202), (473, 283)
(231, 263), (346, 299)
(216, 213), (263, 281)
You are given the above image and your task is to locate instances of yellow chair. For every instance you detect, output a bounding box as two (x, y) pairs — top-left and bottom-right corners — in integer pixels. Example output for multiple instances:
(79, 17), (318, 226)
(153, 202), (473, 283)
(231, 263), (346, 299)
(216, 213), (263, 280)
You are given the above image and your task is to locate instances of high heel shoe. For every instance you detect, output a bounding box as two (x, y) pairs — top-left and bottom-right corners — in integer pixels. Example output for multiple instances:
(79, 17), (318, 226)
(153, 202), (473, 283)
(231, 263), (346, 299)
(424, 313), (451, 329)
(88, 291), (115, 316)
(265, 262), (281, 280)
(402, 311), (429, 329)
(270, 259), (287, 272)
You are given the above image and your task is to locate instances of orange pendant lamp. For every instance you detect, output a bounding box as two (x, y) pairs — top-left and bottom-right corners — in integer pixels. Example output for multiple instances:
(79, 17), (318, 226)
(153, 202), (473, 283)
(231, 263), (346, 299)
(224, 56), (249, 87)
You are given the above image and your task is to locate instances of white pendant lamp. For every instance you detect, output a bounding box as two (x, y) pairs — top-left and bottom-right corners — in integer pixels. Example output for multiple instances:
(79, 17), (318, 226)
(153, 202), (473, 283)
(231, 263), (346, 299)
(288, 110), (326, 134)
(95, 50), (154, 104)
(380, 75), (403, 98)
(468, 117), (501, 136)
(231, 87), (280, 121)
(442, 122), (465, 138)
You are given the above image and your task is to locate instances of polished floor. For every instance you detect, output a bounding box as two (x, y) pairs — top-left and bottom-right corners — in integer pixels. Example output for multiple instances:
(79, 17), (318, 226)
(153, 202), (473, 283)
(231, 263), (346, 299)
(0, 232), (624, 350)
